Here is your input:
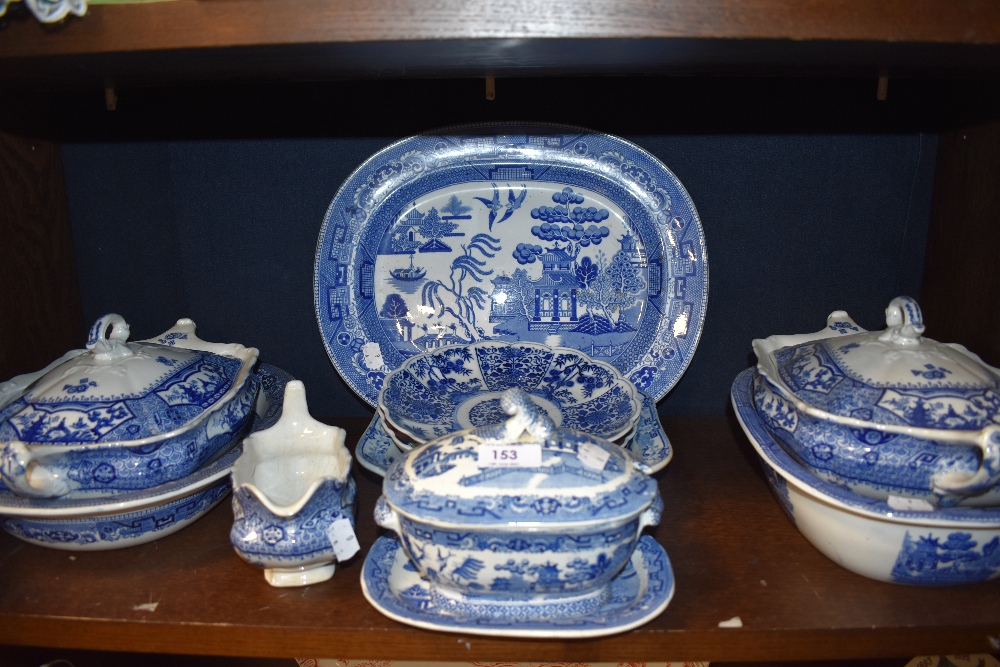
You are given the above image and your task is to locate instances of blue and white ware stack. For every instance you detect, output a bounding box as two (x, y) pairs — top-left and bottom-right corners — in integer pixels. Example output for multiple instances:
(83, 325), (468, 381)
(361, 387), (675, 638)
(0, 314), (272, 551)
(732, 296), (1000, 584)
(312, 124), (710, 480)
(305, 126), (711, 628)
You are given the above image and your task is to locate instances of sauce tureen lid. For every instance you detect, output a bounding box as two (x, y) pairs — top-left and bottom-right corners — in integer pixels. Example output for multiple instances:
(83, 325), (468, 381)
(0, 314), (259, 447)
(382, 387), (659, 527)
(754, 296), (1000, 432)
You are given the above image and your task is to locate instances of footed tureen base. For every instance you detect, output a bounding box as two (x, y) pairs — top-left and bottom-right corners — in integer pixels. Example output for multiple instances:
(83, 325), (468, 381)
(264, 562), (336, 588)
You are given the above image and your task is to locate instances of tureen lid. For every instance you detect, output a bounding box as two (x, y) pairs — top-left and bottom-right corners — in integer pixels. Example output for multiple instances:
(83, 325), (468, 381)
(754, 296), (1000, 432)
(0, 314), (259, 446)
(382, 387), (658, 527)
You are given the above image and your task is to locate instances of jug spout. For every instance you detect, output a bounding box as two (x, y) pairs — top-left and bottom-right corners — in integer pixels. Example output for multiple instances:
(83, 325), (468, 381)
(230, 381), (350, 515)
(229, 380), (356, 587)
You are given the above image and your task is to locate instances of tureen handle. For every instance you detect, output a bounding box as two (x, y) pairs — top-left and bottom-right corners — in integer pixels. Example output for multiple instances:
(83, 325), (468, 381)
(0, 442), (73, 498)
(373, 495), (402, 535)
(878, 296), (925, 346)
(146, 318), (257, 360)
(86, 313), (135, 361)
(932, 426), (1000, 501)
(638, 492), (663, 531)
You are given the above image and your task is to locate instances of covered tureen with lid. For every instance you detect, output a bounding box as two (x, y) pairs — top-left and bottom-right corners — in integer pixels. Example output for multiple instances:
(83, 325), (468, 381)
(753, 296), (1000, 506)
(0, 314), (259, 498)
(372, 387), (661, 621)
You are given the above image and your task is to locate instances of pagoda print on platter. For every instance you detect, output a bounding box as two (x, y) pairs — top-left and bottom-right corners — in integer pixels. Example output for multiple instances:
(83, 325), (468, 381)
(377, 183), (653, 356)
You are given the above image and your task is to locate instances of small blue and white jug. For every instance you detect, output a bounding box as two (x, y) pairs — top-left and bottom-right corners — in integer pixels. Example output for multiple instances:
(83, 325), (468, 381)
(230, 381), (356, 587)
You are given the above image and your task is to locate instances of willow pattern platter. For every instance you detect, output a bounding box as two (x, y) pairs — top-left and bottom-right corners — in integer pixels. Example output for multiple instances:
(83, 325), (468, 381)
(315, 123), (708, 406)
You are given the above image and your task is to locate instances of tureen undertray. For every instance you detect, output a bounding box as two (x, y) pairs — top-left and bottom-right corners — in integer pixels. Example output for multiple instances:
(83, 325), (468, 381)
(361, 534), (674, 638)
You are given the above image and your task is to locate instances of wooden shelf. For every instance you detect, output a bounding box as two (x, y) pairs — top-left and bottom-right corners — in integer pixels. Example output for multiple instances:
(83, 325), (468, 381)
(0, 416), (997, 662)
(4, 0), (1000, 53)
(3, 0), (1000, 88)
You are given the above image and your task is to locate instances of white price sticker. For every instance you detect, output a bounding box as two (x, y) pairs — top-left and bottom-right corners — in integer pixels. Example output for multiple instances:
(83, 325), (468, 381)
(887, 495), (935, 512)
(326, 517), (361, 561)
(361, 342), (385, 370)
(478, 443), (542, 468)
(578, 442), (611, 470)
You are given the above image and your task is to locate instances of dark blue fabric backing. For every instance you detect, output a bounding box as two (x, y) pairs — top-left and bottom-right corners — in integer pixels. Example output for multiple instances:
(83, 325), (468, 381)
(61, 133), (936, 418)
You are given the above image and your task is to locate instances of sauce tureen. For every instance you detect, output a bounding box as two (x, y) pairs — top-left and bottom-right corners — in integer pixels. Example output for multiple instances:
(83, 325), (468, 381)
(374, 387), (661, 621)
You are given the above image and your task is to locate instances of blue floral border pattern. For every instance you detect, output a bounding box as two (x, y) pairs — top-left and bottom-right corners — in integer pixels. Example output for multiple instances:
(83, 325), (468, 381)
(315, 123), (708, 406)
(735, 368), (1000, 584)
(231, 477), (357, 566)
(0, 364), (291, 515)
(732, 368), (1000, 524)
(361, 534), (673, 636)
(2, 478), (229, 547)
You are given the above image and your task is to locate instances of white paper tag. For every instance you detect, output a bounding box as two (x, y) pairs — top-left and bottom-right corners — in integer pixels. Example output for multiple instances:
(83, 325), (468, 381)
(578, 442), (611, 469)
(361, 342), (385, 370)
(326, 517), (360, 561)
(887, 495), (935, 512)
(478, 443), (542, 468)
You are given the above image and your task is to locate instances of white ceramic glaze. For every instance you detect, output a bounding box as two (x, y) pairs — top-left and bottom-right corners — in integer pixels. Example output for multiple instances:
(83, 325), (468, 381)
(0, 315), (260, 499)
(733, 368), (1000, 584)
(374, 387), (661, 620)
(230, 381), (356, 587)
(753, 297), (1000, 505)
(0, 349), (85, 413)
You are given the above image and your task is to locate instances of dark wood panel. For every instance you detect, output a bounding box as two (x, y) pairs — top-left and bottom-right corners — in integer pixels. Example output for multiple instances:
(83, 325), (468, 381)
(2, 0), (1000, 56)
(3, 75), (1000, 145)
(921, 119), (1000, 366)
(2, 1), (1000, 89)
(0, 417), (996, 662)
(0, 132), (83, 380)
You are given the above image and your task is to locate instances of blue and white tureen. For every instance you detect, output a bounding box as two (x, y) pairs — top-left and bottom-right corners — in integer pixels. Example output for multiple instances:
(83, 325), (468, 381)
(0, 314), (259, 499)
(754, 296), (1000, 507)
(372, 387), (662, 622)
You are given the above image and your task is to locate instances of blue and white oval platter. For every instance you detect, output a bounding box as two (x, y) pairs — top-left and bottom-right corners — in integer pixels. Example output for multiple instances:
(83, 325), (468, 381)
(314, 123), (708, 405)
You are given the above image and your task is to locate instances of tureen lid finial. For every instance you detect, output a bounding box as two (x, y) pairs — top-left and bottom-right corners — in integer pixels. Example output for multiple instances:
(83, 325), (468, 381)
(86, 313), (135, 361)
(474, 387), (555, 443)
(878, 296), (925, 346)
